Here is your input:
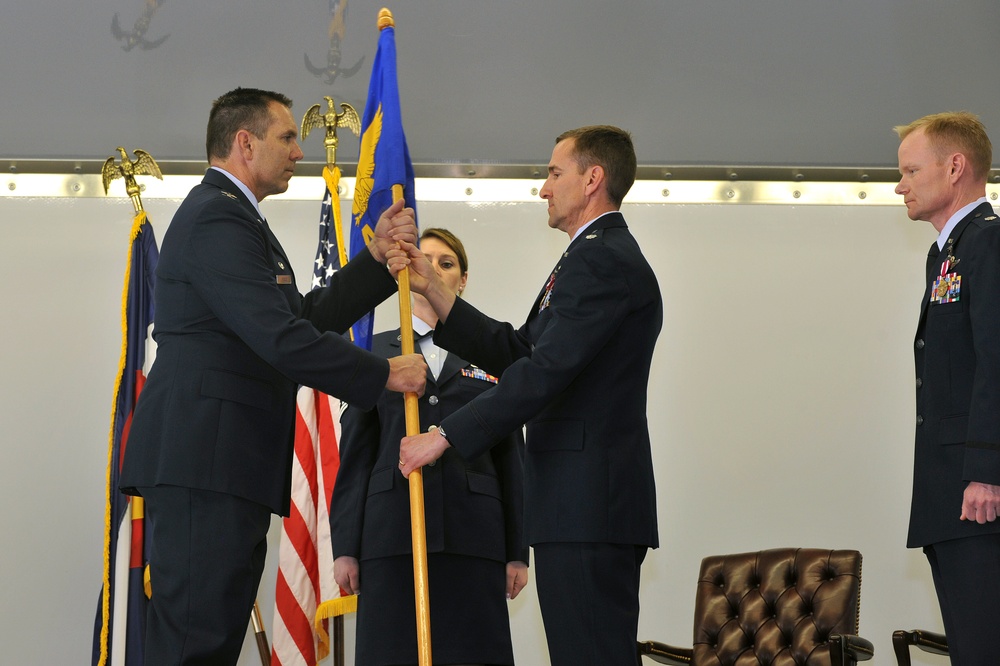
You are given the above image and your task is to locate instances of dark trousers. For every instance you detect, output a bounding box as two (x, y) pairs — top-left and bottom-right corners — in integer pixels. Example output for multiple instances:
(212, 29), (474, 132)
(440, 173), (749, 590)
(139, 485), (271, 666)
(924, 533), (1000, 666)
(533, 542), (647, 666)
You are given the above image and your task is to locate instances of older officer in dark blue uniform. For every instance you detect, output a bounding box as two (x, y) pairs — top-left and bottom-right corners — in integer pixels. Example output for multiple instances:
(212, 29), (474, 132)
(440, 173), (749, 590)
(120, 87), (426, 665)
(397, 126), (662, 666)
(896, 111), (1000, 665)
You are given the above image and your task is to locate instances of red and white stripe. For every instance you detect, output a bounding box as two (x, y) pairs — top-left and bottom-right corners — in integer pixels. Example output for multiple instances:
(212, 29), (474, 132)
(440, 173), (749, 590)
(271, 388), (345, 665)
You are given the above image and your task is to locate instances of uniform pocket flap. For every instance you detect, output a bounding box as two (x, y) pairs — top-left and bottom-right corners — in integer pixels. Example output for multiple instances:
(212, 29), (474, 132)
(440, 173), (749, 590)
(200, 369), (274, 411)
(466, 470), (501, 499)
(367, 466), (395, 496)
(940, 415), (969, 445)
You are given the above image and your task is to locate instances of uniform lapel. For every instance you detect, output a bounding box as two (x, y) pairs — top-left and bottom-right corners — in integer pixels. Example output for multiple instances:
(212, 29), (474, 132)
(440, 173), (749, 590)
(528, 212), (626, 319)
(394, 328), (439, 385)
(918, 204), (989, 323)
(202, 169), (296, 286)
(918, 240), (940, 325)
(436, 347), (467, 386)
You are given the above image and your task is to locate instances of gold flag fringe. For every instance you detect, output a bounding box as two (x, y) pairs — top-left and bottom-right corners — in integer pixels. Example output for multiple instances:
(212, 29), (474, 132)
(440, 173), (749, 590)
(96, 210), (150, 666)
(314, 594), (359, 661)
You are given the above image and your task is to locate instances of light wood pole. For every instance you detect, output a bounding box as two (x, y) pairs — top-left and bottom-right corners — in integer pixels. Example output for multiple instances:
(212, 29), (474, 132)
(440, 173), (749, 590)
(379, 10), (432, 665)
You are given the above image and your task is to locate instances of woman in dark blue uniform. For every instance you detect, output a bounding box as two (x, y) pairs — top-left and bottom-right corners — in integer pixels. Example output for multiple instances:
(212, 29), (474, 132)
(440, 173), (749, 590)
(330, 228), (528, 665)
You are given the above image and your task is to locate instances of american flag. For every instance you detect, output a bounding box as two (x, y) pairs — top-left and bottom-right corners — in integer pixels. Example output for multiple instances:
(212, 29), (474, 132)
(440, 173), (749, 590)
(92, 212), (158, 666)
(271, 169), (354, 665)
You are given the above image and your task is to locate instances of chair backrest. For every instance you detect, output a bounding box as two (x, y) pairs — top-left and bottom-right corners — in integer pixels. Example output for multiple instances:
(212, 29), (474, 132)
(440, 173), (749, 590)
(692, 548), (862, 665)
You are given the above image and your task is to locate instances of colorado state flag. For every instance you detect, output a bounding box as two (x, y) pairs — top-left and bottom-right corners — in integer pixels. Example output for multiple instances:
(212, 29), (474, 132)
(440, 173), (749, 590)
(93, 212), (158, 666)
(350, 17), (416, 351)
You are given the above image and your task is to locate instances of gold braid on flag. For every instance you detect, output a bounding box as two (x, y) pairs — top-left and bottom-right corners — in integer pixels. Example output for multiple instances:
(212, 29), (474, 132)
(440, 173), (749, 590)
(323, 166), (350, 270)
(97, 206), (151, 666)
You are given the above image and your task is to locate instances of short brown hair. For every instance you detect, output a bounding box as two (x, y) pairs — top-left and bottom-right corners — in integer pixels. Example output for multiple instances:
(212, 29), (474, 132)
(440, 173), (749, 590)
(420, 227), (468, 276)
(206, 87), (293, 162)
(894, 111), (993, 181)
(556, 125), (637, 208)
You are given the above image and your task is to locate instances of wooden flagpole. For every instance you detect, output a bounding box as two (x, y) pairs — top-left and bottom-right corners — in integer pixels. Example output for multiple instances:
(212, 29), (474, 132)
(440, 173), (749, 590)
(381, 12), (432, 657)
(393, 178), (434, 666)
(378, 7), (432, 666)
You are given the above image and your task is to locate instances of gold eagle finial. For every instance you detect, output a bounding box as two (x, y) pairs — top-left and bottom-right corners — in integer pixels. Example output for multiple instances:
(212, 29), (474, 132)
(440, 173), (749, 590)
(102, 147), (163, 213)
(302, 97), (361, 168)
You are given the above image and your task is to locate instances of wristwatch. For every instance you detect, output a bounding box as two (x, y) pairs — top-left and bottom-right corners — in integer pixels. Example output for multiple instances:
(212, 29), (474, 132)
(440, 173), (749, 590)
(430, 424), (449, 442)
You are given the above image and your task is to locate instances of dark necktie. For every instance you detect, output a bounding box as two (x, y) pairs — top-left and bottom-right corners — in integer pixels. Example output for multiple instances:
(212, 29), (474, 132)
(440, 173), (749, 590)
(925, 241), (941, 283)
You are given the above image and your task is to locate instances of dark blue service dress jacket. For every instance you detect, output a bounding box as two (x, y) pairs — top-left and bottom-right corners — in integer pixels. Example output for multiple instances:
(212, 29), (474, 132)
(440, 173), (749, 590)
(434, 212), (662, 549)
(909, 201), (1000, 547)
(120, 168), (395, 515)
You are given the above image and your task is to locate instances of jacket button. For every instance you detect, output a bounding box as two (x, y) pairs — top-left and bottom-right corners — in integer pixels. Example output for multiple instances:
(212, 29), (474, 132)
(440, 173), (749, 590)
(916, 415), (924, 426)
(916, 339), (925, 349)
(916, 378), (923, 388)
(428, 395), (439, 406)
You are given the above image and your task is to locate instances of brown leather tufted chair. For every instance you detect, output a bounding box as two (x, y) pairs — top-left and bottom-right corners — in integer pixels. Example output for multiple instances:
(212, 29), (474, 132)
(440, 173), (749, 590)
(638, 548), (874, 665)
(891, 629), (948, 664)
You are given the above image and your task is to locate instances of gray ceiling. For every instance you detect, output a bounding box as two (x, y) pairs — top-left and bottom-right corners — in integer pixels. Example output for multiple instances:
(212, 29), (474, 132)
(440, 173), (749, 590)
(4, 0), (998, 171)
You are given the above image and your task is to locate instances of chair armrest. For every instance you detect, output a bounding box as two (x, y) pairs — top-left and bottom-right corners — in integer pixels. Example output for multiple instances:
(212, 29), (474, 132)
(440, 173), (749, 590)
(636, 640), (693, 665)
(892, 629), (949, 661)
(829, 634), (874, 664)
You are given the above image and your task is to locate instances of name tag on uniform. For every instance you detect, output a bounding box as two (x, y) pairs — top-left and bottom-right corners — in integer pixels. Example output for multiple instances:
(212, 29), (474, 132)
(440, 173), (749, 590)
(276, 274), (292, 285)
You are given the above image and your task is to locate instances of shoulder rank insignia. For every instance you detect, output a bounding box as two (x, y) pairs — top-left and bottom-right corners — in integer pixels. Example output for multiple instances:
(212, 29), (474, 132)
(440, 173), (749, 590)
(221, 190), (238, 200)
(585, 233), (598, 239)
(986, 215), (997, 221)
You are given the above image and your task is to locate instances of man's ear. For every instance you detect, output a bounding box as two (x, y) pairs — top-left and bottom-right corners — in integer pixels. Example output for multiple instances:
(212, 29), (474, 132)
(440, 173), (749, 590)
(584, 164), (605, 197)
(235, 129), (253, 161)
(948, 152), (967, 182)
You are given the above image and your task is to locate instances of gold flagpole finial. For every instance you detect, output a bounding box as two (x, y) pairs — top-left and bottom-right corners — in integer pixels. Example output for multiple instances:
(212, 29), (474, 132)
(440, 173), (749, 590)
(378, 8), (394, 30)
(301, 97), (361, 169)
(102, 147), (162, 214)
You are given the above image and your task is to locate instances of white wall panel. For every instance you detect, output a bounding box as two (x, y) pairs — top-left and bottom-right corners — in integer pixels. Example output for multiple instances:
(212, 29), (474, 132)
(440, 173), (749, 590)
(0, 178), (965, 664)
